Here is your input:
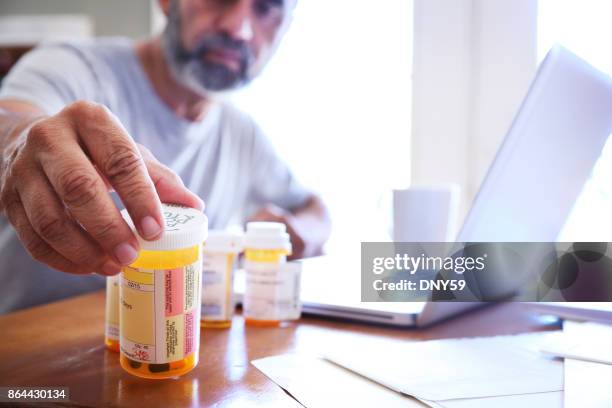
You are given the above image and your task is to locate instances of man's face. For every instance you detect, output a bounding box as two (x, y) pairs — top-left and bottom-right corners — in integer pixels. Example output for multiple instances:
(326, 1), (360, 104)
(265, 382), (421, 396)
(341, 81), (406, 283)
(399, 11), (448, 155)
(162, 0), (294, 94)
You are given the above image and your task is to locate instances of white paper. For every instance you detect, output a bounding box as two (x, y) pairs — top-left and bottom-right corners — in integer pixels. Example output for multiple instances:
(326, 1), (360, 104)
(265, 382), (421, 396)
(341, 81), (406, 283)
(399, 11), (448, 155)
(252, 354), (430, 408)
(563, 321), (612, 408)
(431, 392), (562, 408)
(541, 321), (612, 365)
(323, 332), (563, 401)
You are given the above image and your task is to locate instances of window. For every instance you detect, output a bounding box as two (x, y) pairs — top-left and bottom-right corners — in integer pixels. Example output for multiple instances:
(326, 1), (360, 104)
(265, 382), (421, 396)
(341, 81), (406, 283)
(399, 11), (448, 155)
(232, 1), (413, 252)
(538, 0), (612, 241)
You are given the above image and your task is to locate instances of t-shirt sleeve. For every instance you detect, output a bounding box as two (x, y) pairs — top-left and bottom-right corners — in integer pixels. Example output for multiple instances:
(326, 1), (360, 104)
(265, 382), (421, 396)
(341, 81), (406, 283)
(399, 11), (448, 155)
(247, 121), (312, 212)
(0, 42), (99, 115)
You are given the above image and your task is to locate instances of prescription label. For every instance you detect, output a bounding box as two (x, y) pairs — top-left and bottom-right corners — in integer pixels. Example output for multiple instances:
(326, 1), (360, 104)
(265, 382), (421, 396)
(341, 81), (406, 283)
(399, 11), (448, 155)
(120, 262), (201, 364)
(201, 252), (234, 320)
(244, 261), (302, 321)
(105, 274), (120, 340)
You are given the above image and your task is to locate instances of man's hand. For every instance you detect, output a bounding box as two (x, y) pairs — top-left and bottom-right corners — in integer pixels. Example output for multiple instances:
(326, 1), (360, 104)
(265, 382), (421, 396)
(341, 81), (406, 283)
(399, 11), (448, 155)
(247, 196), (331, 259)
(0, 100), (203, 276)
(248, 203), (306, 259)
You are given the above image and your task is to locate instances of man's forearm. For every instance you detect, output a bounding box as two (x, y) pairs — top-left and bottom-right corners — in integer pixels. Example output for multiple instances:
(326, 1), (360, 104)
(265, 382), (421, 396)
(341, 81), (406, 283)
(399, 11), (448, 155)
(290, 195), (331, 258)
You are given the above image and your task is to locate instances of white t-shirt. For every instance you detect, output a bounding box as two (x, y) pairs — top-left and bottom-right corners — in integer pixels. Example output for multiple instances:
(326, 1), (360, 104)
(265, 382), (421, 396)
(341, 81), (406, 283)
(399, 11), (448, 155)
(0, 38), (310, 313)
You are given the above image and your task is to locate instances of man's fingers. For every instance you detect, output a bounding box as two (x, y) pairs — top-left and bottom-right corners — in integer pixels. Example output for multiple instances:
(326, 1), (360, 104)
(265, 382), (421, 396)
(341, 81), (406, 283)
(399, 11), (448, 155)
(17, 170), (121, 275)
(33, 119), (140, 267)
(247, 205), (305, 259)
(67, 102), (164, 240)
(3, 193), (88, 274)
(249, 211), (283, 223)
(248, 205), (285, 223)
(145, 159), (204, 211)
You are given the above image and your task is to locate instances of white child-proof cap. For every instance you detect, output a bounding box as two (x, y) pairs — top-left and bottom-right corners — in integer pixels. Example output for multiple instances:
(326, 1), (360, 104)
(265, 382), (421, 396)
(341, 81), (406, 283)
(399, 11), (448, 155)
(204, 230), (244, 253)
(121, 203), (208, 251)
(244, 222), (291, 251)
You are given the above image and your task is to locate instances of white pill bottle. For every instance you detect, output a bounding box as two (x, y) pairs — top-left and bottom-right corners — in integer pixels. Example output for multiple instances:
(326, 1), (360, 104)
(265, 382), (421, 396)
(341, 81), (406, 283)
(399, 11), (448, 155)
(243, 222), (301, 327)
(200, 230), (243, 329)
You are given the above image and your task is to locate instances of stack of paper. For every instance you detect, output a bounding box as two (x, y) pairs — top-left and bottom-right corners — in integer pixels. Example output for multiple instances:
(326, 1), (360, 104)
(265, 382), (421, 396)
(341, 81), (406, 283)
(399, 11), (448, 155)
(252, 332), (563, 408)
(541, 321), (612, 365)
(253, 354), (426, 408)
(547, 321), (612, 407)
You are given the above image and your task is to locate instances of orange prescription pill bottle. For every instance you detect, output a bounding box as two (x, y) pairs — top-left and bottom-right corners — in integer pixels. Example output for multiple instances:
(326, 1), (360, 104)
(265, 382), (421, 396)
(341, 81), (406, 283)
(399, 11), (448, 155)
(119, 204), (207, 379)
(201, 230), (243, 329)
(104, 274), (120, 352)
(243, 222), (302, 327)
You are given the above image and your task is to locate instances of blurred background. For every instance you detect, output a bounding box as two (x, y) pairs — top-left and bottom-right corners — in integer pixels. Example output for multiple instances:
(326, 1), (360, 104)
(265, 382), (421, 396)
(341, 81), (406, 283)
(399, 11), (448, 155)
(1, 0), (611, 252)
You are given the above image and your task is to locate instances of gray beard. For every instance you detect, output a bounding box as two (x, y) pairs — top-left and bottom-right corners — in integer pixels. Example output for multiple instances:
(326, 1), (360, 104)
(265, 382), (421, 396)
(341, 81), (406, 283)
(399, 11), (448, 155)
(160, 1), (252, 95)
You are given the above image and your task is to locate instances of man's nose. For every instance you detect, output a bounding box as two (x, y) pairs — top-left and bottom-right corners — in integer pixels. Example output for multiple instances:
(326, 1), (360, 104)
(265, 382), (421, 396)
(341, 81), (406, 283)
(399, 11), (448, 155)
(217, 0), (254, 42)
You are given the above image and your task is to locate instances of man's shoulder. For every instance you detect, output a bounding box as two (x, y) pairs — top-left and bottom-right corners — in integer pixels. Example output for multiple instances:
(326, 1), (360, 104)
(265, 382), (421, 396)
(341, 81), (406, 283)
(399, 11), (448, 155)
(0, 37), (136, 114)
(34, 36), (134, 65)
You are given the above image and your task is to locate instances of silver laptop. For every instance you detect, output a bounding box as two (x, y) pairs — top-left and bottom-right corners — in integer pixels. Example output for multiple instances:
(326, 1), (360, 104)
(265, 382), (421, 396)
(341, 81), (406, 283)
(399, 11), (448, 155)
(236, 45), (612, 327)
(528, 302), (612, 324)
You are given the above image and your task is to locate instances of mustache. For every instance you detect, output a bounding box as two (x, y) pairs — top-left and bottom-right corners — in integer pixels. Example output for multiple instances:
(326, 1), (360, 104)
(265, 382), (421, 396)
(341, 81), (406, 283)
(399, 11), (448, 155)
(185, 33), (253, 67)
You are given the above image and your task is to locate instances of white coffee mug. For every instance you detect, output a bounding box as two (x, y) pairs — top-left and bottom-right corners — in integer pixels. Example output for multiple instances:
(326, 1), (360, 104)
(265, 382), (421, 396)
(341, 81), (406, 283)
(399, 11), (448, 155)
(392, 185), (460, 242)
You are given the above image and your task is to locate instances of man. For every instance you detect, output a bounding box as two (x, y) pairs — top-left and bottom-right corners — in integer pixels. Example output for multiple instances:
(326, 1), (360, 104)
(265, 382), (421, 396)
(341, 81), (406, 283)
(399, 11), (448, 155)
(0, 0), (330, 313)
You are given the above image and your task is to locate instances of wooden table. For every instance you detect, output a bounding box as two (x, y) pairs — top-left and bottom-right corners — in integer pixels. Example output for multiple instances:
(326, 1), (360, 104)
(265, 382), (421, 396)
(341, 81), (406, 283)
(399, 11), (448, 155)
(0, 291), (558, 407)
